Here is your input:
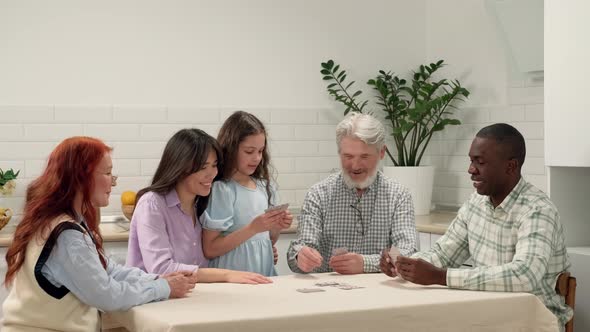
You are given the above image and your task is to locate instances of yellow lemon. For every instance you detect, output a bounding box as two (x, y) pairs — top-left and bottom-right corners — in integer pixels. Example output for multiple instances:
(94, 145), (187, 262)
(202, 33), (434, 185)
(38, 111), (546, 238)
(121, 191), (137, 205)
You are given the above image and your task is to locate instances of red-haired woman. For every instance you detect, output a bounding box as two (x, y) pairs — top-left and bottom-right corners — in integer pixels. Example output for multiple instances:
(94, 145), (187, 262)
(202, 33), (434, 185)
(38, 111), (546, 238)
(2, 136), (196, 332)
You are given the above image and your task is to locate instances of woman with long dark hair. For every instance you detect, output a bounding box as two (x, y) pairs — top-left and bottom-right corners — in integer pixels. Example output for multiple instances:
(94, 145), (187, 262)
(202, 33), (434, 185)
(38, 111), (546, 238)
(3, 136), (195, 332)
(126, 128), (271, 284)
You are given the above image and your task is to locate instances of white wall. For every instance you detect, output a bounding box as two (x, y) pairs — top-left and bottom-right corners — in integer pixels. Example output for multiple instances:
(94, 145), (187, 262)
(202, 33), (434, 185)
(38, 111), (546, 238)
(422, 0), (545, 207)
(0, 0), (547, 214)
(0, 0), (427, 217)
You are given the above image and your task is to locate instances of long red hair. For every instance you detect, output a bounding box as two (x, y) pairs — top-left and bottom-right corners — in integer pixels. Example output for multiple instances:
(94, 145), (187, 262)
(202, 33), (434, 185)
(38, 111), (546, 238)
(4, 136), (112, 286)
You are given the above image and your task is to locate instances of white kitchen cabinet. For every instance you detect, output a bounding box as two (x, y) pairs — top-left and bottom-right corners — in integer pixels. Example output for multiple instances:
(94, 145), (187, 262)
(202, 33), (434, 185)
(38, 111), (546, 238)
(545, 0), (590, 166)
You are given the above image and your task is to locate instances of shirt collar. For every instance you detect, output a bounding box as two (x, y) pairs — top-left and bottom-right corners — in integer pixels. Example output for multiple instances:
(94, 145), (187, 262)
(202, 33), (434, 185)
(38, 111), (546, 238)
(165, 189), (181, 208)
(490, 177), (527, 212)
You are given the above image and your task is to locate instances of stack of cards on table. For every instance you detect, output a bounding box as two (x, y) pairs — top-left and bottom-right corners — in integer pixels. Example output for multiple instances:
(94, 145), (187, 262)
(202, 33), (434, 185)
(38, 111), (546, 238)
(314, 281), (364, 290)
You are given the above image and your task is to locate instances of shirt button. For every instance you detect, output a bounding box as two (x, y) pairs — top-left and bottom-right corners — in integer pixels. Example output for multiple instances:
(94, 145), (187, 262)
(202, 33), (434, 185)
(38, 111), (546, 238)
(193, 242), (197, 246)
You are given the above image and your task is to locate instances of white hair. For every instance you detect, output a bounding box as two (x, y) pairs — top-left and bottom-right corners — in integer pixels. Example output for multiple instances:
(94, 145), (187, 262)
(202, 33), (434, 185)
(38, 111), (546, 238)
(336, 112), (385, 151)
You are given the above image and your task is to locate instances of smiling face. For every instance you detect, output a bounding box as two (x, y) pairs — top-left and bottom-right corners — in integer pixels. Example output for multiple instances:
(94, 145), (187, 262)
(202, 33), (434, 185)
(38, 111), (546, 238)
(339, 136), (385, 189)
(468, 136), (517, 205)
(178, 149), (218, 197)
(91, 153), (114, 208)
(234, 133), (266, 178)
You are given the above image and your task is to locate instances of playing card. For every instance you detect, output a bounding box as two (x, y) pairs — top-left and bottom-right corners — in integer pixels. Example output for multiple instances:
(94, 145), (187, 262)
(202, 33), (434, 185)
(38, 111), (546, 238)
(336, 283), (365, 290)
(296, 288), (326, 293)
(264, 203), (289, 213)
(388, 246), (401, 264)
(315, 281), (340, 287)
(331, 247), (348, 256)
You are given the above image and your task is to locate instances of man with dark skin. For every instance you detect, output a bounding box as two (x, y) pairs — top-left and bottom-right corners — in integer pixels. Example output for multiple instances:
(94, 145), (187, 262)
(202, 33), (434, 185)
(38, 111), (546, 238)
(380, 123), (573, 327)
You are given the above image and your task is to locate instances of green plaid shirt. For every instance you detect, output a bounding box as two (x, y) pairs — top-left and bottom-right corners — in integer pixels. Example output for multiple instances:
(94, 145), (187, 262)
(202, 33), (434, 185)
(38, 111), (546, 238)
(413, 178), (573, 326)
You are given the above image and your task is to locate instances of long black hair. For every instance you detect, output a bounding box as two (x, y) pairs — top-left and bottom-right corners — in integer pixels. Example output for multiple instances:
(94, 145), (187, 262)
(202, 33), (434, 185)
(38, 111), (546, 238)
(136, 128), (222, 217)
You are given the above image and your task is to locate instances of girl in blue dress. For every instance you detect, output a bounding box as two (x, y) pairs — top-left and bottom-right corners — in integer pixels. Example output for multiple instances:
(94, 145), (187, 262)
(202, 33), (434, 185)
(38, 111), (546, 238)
(202, 111), (293, 276)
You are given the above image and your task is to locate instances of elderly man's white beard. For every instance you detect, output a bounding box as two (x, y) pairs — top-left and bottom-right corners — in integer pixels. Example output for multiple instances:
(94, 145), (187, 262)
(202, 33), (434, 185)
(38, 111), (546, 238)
(342, 167), (379, 189)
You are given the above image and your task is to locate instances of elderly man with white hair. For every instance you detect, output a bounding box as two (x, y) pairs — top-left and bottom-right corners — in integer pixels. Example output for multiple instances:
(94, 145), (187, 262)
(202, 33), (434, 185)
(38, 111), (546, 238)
(287, 113), (417, 274)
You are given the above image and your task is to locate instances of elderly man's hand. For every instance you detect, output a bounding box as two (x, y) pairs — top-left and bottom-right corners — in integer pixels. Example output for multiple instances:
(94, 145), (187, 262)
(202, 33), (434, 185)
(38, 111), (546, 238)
(379, 248), (397, 277)
(395, 256), (447, 285)
(329, 253), (364, 275)
(296, 246), (323, 272)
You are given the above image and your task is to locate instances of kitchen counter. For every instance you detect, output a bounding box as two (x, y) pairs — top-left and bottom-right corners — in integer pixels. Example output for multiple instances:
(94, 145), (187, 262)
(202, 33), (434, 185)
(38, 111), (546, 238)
(415, 211), (456, 235)
(0, 211), (454, 247)
(0, 217), (299, 247)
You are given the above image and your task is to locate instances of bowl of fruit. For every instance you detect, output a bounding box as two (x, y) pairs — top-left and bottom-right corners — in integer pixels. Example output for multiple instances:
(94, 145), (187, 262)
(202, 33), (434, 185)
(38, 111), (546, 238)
(0, 207), (13, 231)
(121, 191), (136, 221)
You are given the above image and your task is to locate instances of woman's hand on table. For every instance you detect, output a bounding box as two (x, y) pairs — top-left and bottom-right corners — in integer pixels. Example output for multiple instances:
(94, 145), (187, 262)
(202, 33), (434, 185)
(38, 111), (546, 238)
(225, 271), (273, 284)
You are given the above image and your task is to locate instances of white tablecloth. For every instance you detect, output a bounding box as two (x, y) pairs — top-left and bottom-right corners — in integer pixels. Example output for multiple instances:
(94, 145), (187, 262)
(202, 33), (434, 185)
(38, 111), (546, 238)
(104, 273), (558, 332)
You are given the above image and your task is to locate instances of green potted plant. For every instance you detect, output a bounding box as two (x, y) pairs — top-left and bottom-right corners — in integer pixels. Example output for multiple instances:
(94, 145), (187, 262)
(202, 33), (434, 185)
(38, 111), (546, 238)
(0, 168), (20, 196)
(320, 59), (470, 214)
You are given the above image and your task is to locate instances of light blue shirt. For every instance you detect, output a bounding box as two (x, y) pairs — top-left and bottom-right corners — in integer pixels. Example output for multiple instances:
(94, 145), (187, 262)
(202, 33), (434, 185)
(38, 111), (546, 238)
(42, 225), (170, 312)
(202, 179), (278, 276)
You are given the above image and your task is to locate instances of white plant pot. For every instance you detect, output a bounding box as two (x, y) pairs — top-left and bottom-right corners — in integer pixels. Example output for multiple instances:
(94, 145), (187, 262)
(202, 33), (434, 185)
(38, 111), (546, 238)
(382, 165), (435, 215)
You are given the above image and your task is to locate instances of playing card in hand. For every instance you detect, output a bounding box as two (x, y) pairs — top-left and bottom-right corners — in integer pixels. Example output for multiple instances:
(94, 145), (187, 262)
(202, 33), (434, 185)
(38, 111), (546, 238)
(331, 247), (348, 256)
(388, 246), (401, 264)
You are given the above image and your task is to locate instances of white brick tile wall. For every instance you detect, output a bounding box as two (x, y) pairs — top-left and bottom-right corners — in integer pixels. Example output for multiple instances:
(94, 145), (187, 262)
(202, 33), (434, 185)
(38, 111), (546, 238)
(507, 86), (543, 105)
(317, 108), (343, 124)
(168, 107), (220, 124)
(524, 104), (544, 121)
(0, 125), (24, 141)
(429, 83), (547, 208)
(489, 105), (525, 122)
(111, 141), (167, 159)
(267, 125), (295, 141)
(271, 141), (318, 157)
(318, 141), (338, 156)
(55, 106), (112, 123)
(295, 157), (340, 173)
(294, 125), (337, 140)
(140, 124), (187, 141)
(24, 124), (84, 141)
(220, 109), (270, 123)
(0, 142), (57, 160)
(140, 159), (161, 176)
(270, 110), (317, 124)
(86, 124), (141, 141)
(277, 190), (296, 205)
(272, 157), (295, 173)
(0, 95), (548, 216)
(24, 160), (47, 178)
(113, 106), (167, 123)
(276, 173), (320, 190)
(112, 159), (141, 177)
(0, 106), (54, 123)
